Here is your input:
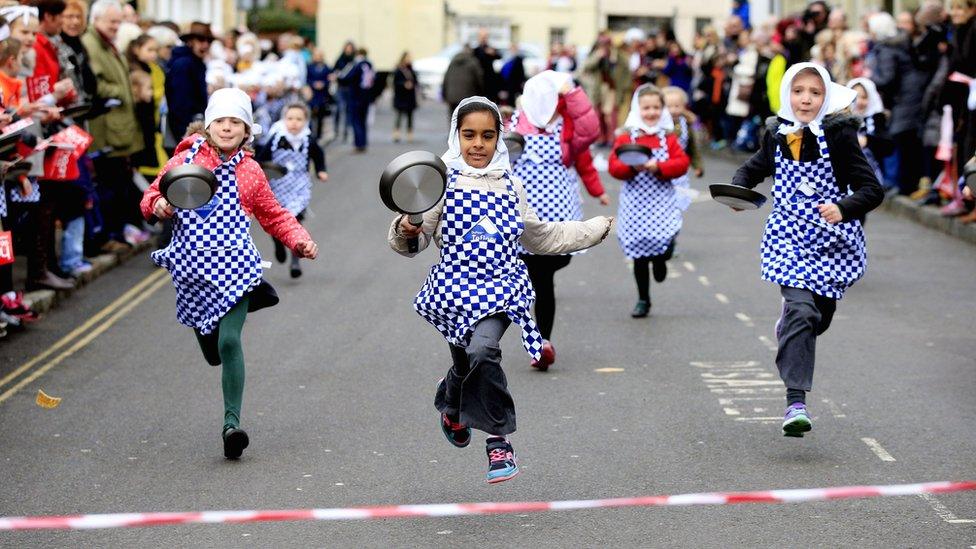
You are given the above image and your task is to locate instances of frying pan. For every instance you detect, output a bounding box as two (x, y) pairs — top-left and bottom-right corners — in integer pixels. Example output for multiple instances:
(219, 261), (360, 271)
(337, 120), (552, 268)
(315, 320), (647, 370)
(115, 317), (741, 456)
(709, 184), (768, 210)
(2, 160), (32, 182)
(503, 131), (525, 165)
(260, 161), (287, 180)
(379, 150), (447, 253)
(614, 143), (653, 167)
(148, 164), (219, 224)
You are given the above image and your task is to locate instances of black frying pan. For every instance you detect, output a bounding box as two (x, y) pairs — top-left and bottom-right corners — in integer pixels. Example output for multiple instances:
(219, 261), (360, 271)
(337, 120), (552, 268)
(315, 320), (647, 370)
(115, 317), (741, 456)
(149, 164), (219, 223)
(615, 143), (654, 167)
(260, 161), (287, 180)
(709, 184), (767, 210)
(503, 132), (525, 166)
(379, 151), (447, 253)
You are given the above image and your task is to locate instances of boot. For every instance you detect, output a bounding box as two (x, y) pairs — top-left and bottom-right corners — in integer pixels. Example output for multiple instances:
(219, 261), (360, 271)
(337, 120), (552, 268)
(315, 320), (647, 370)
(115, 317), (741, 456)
(910, 177), (932, 201)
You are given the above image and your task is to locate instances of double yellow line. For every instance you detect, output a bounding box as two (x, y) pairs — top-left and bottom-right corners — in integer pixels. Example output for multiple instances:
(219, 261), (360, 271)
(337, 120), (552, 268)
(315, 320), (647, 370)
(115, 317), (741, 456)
(0, 269), (170, 405)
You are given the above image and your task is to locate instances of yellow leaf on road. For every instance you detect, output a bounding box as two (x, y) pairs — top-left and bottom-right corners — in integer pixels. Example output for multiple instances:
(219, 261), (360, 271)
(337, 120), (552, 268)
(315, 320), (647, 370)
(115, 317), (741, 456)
(36, 390), (62, 409)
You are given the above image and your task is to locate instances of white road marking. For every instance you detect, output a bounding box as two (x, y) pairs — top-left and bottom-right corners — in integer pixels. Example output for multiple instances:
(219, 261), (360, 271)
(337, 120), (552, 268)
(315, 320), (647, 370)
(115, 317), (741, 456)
(698, 275), (711, 286)
(715, 293), (730, 304)
(735, 312), (755, 327)
(821, 398), (847, 418)
(917, 493), (975, 524)
(861, 438), (896, 462)
(690, 361), (761, 369)
(668, 271), (682, 279)
(718, 397), (782, 404)
(734, 417), (783, 422)
(723, 408), (741, 416)
(594, 367), (625, 373)
(757, 335), (778, 352)
(683, 261), (696, 272)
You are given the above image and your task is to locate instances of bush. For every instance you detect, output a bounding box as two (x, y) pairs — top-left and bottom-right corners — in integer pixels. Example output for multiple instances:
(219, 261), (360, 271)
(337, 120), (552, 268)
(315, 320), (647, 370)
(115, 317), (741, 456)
(247, 8), (315, 36)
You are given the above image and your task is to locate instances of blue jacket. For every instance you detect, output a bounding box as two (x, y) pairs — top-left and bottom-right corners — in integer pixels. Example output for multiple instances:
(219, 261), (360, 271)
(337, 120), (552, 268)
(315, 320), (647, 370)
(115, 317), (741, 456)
(307, 62), (332, 108)
(164, 46), (208, 140)
(338, 58), (374, 104)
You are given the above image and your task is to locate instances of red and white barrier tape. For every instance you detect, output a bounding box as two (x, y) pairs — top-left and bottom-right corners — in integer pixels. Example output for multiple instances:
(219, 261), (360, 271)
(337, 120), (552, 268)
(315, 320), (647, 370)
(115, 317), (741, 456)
(1, 480), (973, 531)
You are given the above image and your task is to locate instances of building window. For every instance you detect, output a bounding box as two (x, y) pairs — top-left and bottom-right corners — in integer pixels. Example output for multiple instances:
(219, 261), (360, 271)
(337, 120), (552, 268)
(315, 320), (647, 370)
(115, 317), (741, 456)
(550, 27), (567, 45)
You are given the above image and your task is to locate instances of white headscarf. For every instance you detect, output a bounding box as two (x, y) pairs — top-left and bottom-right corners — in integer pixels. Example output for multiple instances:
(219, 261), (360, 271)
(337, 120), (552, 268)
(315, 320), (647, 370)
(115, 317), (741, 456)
(847, 77), (885, 117)
(519, 70), (572, 129)
(442, 96), (510, 177)
(204, 87), (263, 143)
(624, 84), (674, 135)
(777, 62), (857, 136)
(267, 118), (310, 151)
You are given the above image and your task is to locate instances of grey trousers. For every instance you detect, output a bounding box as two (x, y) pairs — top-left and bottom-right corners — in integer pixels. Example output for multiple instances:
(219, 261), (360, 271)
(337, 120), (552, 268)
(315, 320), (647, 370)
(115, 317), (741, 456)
(434, 313), (516, 436)
(775, 286), (837, 392)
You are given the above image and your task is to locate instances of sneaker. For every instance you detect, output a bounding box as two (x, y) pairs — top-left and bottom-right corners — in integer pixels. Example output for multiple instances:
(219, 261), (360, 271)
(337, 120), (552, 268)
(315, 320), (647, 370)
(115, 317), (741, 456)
(485, 437), (519, 484)
(782, 403), (812, 437)
(290, 255), (302, 279)
(223, 426), (250, 459)
(530, 340), (555, 371)
(440, 413), (471, 448)
(123, 224), (151, 246)
(2, 292), (39, 323)
(652, 258), (668, 282)
(631, 300), (651, 318)
(69, 262), (94, 278)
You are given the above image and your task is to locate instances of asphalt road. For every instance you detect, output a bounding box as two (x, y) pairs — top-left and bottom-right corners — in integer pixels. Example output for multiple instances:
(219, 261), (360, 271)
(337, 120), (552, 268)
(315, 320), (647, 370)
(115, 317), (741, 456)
(0, 103), (973, 548)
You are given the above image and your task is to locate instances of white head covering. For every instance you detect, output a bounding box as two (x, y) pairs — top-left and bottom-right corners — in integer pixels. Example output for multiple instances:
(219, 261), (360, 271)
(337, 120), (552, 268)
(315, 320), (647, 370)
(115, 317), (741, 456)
(776, 62), (856, 136)
(519, 70), (572, 129)
(624, 84), (674, 134)
(204, 87), (262, 142)
(267, 117), (310, 151)
(442, 96), (510, 177)
(0, 5), (37, 27)
(846, 77), (884, 117)
(624, 27), (646, 44)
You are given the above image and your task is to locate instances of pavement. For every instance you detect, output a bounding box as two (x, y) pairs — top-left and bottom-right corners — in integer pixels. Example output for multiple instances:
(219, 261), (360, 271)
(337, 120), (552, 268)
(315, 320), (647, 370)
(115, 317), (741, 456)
(0, 102), (973, 548)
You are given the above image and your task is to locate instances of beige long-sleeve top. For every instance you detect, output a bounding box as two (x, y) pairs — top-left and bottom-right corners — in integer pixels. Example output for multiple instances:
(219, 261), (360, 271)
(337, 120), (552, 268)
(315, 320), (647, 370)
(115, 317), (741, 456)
(388, 171), (613, 257)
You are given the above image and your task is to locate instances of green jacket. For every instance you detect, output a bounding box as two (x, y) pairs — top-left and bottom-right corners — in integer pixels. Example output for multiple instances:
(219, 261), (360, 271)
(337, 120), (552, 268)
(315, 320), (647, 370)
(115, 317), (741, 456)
(81, 27), (143, 157)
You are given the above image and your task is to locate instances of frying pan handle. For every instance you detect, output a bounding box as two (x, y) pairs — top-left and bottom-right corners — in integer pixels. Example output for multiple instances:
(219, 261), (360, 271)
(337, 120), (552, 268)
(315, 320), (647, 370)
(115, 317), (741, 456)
(406, 214), (423, 253)
(148, 214), (159, 225)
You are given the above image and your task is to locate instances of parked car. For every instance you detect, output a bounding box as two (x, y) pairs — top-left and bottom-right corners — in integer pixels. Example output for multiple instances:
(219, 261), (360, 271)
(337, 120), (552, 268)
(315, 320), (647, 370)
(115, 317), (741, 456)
(413, 43), (547, 100)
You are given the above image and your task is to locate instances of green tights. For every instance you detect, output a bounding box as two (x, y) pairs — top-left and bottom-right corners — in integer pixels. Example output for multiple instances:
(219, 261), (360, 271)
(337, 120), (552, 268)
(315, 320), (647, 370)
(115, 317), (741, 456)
(194, 295), (249, 431)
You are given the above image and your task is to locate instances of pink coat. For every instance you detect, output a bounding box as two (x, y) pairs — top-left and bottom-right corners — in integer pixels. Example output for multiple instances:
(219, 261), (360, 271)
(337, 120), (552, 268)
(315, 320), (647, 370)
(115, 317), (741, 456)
(513, 87), (600, 167)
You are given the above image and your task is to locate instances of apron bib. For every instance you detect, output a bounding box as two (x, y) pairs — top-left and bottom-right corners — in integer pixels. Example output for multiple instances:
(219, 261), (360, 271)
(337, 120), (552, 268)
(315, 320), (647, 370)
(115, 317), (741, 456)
(414, 170), (544, 360)
(268, 136), (312, 216)
(616, 130), (682, 259)
(151, 138), (264, 334)
(760, 132), (867, 300)
(672, 117), (693, 211)
(512, 118), (583, 224)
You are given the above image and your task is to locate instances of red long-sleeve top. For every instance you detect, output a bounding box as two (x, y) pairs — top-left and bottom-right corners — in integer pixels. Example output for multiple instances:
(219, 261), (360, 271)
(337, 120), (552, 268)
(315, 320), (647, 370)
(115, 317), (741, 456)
(608, 131), (690, 181)
(140, 135), (311, 250)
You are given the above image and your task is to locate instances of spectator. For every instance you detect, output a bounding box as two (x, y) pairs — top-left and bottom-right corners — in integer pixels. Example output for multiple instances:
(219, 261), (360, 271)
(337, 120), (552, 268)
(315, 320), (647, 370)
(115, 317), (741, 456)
(498, 42), (526, 106)
(942, 0), (976, 182)
(82, 0), (144, 251)
(869, 11), (928, 195)
(472, 28), (500, 102)
(126, 33), (165, 178)
(307, 49), (332, 142)
(3, 3), (38, 76)
(145, 25), (177, 70)
(57, 0), (95, 105)
(661, 40), (693, 94)
(392, 50), (417, 143)
(164, 21), (211, 148)
(333, 40), (356, 144)
(337, 47), (374, 152)
(442, 44), (483, 121)
(799, 0), (831, 61)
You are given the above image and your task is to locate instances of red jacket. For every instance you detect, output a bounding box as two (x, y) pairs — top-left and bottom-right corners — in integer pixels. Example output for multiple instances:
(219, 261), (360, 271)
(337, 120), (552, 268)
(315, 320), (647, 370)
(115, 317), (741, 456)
(141, 135), (311, 250)
(608, 131), (689, 181)
(513, 86), (600, 167)
(32, 33), (62, 101)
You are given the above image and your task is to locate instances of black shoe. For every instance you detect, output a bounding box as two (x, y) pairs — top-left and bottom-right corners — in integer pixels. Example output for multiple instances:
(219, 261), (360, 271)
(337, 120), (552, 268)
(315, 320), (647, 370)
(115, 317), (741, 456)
(652, 258), (668, 282)
(223, 426), (249, 459)
(273, 239), (287, 263)
(440, 413), (471, 448)
(631, 300), (651, 318)
(290, 255), (302, 279)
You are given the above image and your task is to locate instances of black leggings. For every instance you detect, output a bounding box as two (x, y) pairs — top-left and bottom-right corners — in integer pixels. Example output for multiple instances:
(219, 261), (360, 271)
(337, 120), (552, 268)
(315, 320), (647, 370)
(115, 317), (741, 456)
(632, 238), (676, 302)
(520, 254), (571, 340)
(394, 110), (413, 132)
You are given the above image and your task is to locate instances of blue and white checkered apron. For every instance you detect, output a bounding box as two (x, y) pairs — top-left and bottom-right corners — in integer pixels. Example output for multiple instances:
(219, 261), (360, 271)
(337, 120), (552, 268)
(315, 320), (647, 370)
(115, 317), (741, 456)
(0, 180), (6, 217)
(858, 118), (884, 185)
(8, 178), (39, 204)
(760, 132), (867, 300)
(512, 119), (583, 224)
(413, 169), (544, 360)
(268, 136), (311, 216)
(672, 117), (693, 212)
(151, 138), (264, 334)
(616, 130), (682, 259)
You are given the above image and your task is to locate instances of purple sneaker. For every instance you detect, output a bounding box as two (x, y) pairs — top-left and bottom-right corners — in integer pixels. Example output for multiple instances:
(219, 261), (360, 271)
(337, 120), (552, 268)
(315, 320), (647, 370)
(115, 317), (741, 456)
(782, 403), (812, 437)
